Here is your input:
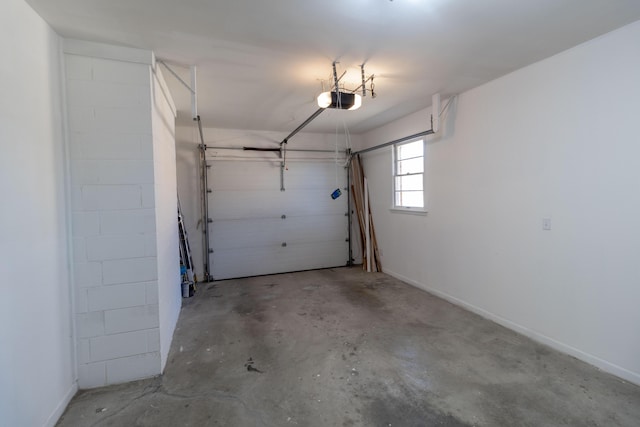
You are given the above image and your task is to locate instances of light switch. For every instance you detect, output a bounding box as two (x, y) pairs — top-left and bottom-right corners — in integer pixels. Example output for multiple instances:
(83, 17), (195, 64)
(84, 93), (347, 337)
(542, 218), (551, 231)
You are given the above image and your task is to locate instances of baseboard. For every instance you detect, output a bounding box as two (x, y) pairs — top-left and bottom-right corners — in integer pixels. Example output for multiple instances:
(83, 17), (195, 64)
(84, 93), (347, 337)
(383, 268), (640, 387)
(44, 382), (77, 427)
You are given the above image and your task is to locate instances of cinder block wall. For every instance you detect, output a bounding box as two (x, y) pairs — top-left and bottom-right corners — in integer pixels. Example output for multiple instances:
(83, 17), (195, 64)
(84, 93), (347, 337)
(64, 40), (179, 388)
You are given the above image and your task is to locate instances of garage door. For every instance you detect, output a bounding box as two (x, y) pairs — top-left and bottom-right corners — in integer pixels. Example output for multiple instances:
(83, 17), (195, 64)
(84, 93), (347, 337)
(208, 159), (348, 280)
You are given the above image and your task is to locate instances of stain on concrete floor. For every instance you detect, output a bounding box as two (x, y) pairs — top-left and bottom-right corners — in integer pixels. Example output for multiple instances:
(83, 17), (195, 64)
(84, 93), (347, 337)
(57, 267), (640, 426)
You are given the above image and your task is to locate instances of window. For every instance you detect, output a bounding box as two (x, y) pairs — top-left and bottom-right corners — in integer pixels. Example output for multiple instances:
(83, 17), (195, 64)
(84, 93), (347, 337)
(393, 139), (424, 210)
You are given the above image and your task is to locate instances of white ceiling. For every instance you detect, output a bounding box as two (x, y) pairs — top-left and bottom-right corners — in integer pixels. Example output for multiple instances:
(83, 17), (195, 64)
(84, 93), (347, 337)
(26, 0), (640, 134)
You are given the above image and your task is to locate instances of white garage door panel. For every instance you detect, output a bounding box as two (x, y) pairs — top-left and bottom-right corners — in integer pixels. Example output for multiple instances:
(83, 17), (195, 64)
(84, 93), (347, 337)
(211, 189), (346, 220)
(281, 163), (347, 190)
(211, 214), (347, 250)
(278, 214), (347, 243)
(212, 241), (347, 280)
(210, 218), (281, 250)
(209, 159), (348, 280)
(210, 161), (281, 191)
(210, 161), (343, 191)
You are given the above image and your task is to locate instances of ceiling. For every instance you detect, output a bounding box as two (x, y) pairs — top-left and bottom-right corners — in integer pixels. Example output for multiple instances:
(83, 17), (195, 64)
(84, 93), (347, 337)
(26, 0), (640, 134)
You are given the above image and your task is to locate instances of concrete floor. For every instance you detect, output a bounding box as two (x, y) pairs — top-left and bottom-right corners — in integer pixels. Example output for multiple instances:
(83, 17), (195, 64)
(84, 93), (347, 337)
(57, 267), (640, 426)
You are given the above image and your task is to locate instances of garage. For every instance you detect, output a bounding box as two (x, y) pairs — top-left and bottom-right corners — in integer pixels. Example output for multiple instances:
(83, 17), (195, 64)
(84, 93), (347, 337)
(4, 0), (640, 426)
(208, 157), (349, 280)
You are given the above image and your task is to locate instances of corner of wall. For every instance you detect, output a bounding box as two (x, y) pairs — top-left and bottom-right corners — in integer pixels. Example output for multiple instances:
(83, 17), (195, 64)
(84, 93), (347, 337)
(151, 58), (181, 370)
(0, 1), (77, 425)
(360, 22), (640, 386)
(62, 42), (170, 388)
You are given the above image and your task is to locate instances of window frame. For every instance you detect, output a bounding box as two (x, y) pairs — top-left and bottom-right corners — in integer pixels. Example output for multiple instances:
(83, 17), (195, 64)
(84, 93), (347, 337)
(391, 138), (427, 214)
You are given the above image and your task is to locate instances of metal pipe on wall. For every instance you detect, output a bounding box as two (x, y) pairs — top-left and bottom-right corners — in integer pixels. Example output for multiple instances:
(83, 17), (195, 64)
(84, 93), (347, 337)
(204, 156), (348, 163)
(204, 146), (348, 154)
(352, 94), (448, 156)
(196, 116), (212, 282)
(353, 129), (435, 156)
(190, 66), (198, 119)
(347, 153), (353, 266)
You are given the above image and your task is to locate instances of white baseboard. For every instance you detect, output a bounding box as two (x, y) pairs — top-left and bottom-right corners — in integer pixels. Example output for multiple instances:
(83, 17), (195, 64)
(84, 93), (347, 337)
(44, 382), (77, 427)
(383, 268), (640, 387)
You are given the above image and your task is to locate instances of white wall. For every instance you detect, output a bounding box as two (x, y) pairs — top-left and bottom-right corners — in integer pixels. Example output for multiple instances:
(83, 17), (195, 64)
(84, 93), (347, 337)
(359, 21), (640, 385)
(0, 0), (76, 426)
(176, 126), (362, 280)
(151, 66), (181, 369)
(64, 41), (179, 388)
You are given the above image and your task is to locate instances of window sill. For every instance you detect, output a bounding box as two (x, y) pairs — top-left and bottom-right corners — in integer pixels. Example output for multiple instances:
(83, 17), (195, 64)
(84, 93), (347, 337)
(389, 207), (428, 216)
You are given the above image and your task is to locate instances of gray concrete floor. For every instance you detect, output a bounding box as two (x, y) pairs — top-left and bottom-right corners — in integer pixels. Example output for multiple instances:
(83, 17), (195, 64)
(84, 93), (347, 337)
(57, 267), (640, 426)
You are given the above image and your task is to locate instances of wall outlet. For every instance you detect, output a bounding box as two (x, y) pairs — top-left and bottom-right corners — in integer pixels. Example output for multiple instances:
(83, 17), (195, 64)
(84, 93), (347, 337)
(542, 218), (552, 231)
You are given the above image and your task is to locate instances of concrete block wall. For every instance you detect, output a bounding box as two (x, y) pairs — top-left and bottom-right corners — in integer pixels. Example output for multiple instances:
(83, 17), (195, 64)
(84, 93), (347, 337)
(64, 40), (178, 388)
